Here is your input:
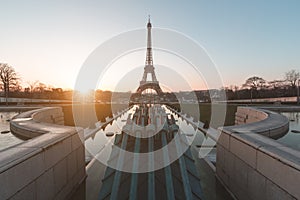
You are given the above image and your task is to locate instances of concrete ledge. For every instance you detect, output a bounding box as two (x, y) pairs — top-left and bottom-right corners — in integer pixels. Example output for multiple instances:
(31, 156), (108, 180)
(228, 107), (289, 139)
(0, 107), (86, 200)
(217, 107), (300, 200)
(10, 107), (65, 139)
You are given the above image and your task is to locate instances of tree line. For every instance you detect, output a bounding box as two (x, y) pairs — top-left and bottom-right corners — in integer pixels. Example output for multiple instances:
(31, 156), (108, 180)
(0, 63), (73, 104)
(0, 63), (299, 104)
(222, 69), (299, 101)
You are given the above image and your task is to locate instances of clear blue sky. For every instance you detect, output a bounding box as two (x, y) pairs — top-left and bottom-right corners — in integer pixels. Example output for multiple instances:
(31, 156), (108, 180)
(0, 0), (299, 90)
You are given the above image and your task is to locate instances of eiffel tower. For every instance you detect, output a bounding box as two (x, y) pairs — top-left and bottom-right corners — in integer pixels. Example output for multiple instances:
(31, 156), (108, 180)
(136, 17), (163, 96)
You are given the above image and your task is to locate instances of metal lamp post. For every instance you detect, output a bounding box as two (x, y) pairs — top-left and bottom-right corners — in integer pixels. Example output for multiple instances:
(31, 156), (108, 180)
(297, 79), (300, 105)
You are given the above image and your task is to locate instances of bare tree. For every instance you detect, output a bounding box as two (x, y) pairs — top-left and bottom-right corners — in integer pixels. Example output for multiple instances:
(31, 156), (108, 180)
(27, 80), (40, 93)
(0, 63), (19, 105)
(268, 79), (287, 89)
(11, 80), (22, 92)
(243, 76), (266, 102)
(243, 76), (266, 90)
(36, 82), (47, 93)
(285, 69), (299, 87)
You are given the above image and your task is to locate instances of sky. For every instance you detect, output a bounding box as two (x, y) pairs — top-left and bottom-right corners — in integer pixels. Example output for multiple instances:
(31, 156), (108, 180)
(0, 0), (299, 91)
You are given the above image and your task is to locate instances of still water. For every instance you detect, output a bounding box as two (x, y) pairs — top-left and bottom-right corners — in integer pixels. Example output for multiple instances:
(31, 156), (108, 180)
(277, 112), (300, 150)
(84, 105), (210, 164)
(0, 112), (23, 151)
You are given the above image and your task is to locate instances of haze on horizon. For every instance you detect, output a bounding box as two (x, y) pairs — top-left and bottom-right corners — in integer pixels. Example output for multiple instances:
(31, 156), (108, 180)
(0, 1), (299, 92)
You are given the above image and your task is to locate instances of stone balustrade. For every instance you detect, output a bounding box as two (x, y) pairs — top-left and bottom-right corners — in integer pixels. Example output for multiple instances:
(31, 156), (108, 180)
(0, 107), (86, 200)
(216, 106), (299, 200)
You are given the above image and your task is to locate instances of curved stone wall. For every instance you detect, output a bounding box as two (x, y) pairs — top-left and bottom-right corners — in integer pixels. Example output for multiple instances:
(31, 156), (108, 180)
(10, 107), (65, 139)
(216, 106), (300, 200)
(235, 107), (268, 125)
(0, 107), (86, 199)
(232, 107), (289, 139)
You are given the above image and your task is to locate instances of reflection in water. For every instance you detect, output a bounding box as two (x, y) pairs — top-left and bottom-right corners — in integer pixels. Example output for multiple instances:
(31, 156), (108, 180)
(83, 105), (230, 199)
(91, 104), (205, 199)
(277, 112), (300, 150)
(84, 105), (209, 166)
(85, 106), (137, 163)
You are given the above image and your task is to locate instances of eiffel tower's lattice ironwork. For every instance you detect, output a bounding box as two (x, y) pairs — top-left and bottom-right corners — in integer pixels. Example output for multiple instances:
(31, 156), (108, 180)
(136, 17), (163, 96)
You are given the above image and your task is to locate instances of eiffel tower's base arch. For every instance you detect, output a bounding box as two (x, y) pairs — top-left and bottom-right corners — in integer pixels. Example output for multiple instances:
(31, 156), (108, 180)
(136, 82), (163, 96)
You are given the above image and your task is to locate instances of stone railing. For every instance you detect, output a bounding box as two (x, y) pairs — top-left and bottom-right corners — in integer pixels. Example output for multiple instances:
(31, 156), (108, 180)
(0, 107), (86, 199)
(216, 106), (300, 200)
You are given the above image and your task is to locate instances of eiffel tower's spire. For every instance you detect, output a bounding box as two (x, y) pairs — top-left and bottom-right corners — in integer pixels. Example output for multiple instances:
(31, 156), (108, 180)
(146, 15), (153, 66)
(140, 16), (158, 84)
